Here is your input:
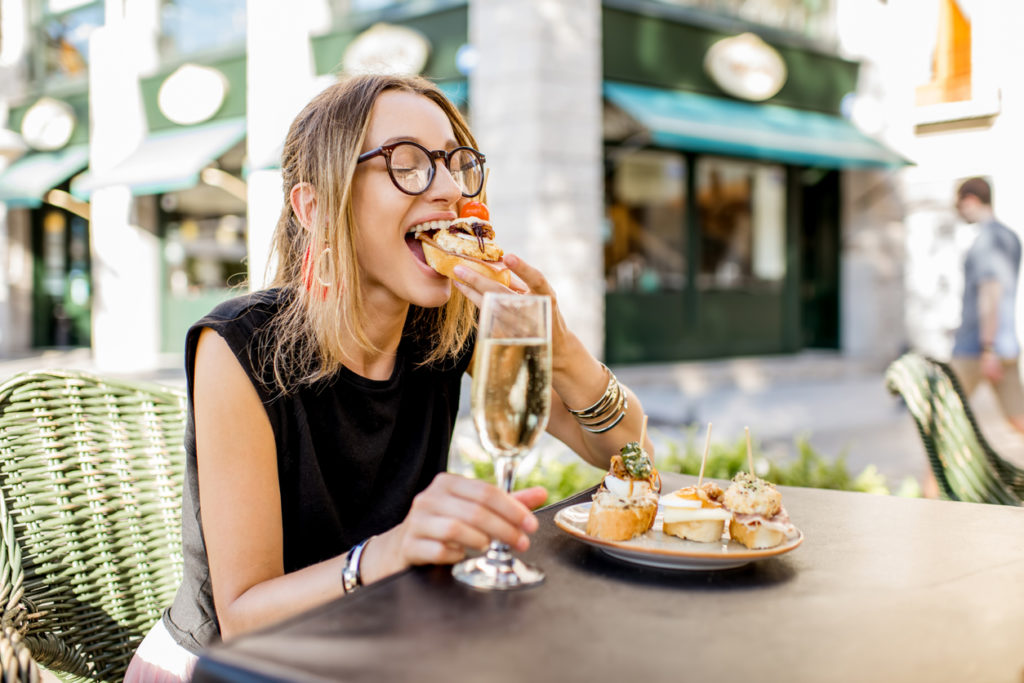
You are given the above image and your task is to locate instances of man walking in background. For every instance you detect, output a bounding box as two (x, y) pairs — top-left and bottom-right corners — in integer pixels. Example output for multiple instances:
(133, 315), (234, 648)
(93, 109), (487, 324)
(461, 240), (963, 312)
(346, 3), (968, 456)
(950, 177), (1024, 435)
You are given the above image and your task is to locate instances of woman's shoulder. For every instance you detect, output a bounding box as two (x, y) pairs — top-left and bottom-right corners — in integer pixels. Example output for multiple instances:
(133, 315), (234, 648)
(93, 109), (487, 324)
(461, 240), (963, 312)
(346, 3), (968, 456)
(186, 289), (291, 402)
(186, 288), (288, 368)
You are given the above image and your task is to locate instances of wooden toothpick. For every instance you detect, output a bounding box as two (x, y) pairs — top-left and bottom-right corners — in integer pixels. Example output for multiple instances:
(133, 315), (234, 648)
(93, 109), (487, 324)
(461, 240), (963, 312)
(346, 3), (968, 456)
(639, 414), (648, 451)
(697, 422), (712, 488)
(745, 426), (754, 475)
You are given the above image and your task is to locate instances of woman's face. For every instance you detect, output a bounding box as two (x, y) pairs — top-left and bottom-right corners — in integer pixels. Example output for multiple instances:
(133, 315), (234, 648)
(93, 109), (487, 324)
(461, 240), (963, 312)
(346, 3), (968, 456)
(351, 90), (466, 311)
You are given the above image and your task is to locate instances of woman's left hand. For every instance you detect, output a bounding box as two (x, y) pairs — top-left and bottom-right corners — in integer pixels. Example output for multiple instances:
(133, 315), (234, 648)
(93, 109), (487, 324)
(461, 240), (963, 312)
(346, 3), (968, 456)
(453, 254), (647, 469)
(452, 253), (578, 371)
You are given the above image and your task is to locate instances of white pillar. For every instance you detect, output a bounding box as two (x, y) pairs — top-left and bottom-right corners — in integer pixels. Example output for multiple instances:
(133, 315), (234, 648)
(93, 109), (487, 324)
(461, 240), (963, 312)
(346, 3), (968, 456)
(87, 2), (160, 371)
(469, 0), (605, 357)
(246, 169), (283, 288)
(89, 186), (161, 371)
(246, 0), (321, 290)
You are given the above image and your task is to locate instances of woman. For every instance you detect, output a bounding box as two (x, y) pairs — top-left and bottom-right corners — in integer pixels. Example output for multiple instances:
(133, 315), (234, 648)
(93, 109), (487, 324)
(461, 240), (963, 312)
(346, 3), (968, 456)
(126, 73), (651, 680)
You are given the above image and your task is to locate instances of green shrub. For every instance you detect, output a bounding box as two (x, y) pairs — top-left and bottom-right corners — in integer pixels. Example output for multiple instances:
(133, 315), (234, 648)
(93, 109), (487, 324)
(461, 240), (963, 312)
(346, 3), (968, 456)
(461, 429), (914, 503)
(467, 458), (603, 503)
(658, 431), (891, 495)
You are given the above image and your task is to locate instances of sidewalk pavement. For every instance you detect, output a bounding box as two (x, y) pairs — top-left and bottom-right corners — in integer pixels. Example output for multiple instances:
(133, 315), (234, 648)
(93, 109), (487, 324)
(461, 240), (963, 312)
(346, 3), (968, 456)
(4, 347), (1022, 491)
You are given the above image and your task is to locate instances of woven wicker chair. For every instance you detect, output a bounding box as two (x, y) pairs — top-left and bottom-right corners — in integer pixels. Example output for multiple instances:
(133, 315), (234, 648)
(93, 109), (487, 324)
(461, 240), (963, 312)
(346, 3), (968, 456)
(0, 370), (187, 682)
(885, 353), (1024, 505)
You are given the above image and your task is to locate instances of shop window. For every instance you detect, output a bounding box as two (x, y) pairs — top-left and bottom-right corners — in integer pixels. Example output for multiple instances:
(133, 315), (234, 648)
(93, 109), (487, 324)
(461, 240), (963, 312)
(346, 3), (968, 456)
(160, 0), (246, 61)
(696, 157), (785, 290)
(605, 149), (687, 293)
(33, 206), (91, 347)
(162, 212), (247, 297)
(35, 0), (104, 82)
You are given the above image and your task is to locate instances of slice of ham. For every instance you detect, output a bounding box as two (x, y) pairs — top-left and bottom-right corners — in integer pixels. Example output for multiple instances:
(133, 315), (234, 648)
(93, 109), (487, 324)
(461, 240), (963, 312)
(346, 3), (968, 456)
(731, 506), (798, 537)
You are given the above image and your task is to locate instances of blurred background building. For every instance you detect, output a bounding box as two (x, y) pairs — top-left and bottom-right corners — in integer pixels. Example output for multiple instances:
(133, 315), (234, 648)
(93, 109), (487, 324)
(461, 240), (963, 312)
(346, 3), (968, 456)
(0, 0), (1017, 373)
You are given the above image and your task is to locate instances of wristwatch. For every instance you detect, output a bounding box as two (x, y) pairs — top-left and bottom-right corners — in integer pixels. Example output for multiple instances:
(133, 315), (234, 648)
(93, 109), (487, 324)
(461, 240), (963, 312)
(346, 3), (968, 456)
(342, 538), (370, 594)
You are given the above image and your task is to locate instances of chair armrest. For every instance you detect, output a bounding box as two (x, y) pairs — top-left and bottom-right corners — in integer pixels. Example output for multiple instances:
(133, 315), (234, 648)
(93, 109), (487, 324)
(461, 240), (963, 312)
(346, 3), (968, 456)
(0, 627), (40, 683)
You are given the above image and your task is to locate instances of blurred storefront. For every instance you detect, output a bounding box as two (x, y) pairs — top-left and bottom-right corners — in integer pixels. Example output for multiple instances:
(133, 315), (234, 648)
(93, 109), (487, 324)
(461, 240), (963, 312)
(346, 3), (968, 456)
(598, 5), (904, 362)
(6, 0), (986, 371)
(0, 0), (248, 364)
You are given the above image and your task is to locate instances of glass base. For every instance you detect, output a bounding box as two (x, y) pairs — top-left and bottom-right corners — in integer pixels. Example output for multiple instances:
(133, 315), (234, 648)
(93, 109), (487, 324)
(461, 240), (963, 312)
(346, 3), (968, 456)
(452, 553), (545, 591)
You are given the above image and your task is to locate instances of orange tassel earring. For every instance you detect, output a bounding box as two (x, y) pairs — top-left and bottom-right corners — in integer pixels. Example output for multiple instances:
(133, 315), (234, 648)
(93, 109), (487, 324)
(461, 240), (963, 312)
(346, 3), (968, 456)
(302, 245), (331, 300)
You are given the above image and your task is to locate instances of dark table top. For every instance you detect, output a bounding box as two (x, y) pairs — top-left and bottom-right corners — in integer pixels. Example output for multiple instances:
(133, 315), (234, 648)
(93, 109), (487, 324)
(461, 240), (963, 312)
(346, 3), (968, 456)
(193, 473), (1024, 683)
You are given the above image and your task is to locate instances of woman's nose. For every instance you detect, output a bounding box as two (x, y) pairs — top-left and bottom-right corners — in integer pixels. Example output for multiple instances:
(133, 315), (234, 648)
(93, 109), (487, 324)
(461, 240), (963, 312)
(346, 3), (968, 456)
(427, 160), (463, 203)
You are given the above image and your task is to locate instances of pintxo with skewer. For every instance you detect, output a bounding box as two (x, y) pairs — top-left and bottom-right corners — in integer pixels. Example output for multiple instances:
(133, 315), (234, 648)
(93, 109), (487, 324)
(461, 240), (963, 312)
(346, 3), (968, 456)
(720, 427), (798, 549)
(585, 417), (661, 541)
(659, 423), (732, 543)
(413, 199), (512, 286)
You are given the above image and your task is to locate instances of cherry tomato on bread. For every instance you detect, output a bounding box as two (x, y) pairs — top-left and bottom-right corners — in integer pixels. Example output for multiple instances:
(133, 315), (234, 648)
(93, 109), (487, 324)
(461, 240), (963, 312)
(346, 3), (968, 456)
(459, 201), (490, 221)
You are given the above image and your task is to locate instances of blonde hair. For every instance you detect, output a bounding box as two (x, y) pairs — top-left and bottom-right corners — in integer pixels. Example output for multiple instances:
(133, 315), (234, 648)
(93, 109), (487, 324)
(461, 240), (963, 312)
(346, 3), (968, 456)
(263, 74), (477, 393)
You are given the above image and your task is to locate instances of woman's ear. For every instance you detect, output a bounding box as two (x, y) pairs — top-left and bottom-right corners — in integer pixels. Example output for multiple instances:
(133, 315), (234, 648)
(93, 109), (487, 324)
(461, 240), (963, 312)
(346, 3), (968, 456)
(290, 182), (317, 231)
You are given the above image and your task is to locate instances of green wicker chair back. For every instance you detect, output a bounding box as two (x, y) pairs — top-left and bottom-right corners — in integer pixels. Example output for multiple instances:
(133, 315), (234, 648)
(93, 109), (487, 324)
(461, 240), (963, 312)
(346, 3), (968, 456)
(885, 353), (1023, 506)
(0, 370), (186, 682)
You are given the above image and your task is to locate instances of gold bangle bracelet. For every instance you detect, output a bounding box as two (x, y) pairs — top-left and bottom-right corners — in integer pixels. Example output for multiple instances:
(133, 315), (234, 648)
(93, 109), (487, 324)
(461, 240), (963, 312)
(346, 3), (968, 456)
(565, 364), (629, 434)
(566, 364), (617, 418)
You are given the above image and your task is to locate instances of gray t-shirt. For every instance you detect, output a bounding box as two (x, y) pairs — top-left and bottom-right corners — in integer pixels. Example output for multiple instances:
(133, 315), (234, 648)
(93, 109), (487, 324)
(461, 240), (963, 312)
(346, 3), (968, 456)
(953, 219), (1022, 358)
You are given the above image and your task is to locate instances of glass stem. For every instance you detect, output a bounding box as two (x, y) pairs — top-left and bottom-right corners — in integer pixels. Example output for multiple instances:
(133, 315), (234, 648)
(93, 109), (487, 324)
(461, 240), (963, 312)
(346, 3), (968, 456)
(487, 455), (520, 563)
(494, 454), (517, 494)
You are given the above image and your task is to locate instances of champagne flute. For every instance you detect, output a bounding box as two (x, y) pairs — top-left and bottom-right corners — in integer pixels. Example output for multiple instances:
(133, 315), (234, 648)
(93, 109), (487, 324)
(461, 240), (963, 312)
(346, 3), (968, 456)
(453, 292), (552, 590)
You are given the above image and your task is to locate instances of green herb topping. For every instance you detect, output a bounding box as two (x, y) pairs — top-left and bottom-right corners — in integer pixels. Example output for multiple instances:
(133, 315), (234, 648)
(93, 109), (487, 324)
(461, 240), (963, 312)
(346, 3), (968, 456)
(620, 441), (653, 479)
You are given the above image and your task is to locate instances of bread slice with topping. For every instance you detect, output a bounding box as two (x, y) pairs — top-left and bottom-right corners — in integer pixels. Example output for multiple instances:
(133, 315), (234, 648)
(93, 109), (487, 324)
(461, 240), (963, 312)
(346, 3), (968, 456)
(585, 442), (661, 541)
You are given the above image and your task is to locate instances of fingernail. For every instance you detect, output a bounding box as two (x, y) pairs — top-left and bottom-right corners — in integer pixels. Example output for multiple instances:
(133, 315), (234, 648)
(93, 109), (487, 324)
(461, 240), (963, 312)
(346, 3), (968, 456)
(516, 535), (530, 552)
(521, 514), (538, 533)
(452, 265), (468, 279)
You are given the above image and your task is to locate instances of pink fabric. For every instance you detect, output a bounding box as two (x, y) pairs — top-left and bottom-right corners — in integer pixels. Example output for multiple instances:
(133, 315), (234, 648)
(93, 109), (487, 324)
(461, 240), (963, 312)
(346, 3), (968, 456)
(124, 619), (198, 683)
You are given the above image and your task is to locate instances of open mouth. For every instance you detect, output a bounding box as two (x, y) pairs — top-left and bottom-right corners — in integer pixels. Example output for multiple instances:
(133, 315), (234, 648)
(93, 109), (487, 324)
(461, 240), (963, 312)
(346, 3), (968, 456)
(406, 219), (450, 266)
(405, 233), (427, 264)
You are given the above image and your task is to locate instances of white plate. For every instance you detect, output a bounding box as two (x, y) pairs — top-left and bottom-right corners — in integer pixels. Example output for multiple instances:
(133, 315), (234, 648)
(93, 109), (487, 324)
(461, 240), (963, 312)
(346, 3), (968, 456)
(553, 502), (804, 571)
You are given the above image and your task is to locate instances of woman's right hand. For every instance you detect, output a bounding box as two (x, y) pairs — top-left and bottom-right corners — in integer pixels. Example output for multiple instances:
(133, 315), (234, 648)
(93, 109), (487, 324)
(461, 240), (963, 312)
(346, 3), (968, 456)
(364, 474), (547, 578)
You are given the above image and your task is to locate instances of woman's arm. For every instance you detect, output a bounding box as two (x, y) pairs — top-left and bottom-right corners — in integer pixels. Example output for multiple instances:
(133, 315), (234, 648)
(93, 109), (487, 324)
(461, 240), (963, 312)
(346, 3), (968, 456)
(194, 327), (343, 639)
(452, 255), (653, 469)
(194, 328), (545, 640)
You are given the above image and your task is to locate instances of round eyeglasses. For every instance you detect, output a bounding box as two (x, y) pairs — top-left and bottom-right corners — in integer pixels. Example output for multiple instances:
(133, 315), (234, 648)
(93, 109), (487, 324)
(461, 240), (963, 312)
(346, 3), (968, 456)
(356, 141), (486, 197)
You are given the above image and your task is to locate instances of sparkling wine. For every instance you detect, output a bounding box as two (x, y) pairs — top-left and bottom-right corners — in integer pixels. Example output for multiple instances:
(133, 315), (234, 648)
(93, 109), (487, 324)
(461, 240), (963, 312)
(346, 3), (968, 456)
(453, 293), (550, 590)
(471, 337), (552, 458)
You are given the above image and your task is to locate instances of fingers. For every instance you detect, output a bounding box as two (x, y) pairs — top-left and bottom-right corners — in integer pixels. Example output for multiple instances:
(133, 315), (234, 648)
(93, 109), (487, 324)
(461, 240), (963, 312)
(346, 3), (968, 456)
(401, 474), (540, 566)
(451, 255), (546, 305)
(414, 494), (530, 549)
(503, 254), (552, 296)
(403, 538), (466, 566)
(451, 265), (512, 307)
(511, 486), (549, 510)
(507, 271), (530, 294)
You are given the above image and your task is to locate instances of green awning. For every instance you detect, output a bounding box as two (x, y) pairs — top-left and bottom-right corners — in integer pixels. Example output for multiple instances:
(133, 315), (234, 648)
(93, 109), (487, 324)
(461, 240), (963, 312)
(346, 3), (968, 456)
(71, 117), (246, 199)
(0, 145), (90, 208)
(604, 81), (909, 169)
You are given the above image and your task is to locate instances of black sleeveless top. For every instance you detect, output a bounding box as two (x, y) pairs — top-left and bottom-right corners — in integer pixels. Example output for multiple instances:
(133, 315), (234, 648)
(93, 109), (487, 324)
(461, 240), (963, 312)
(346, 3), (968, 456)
(163, 289), (474, 652)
